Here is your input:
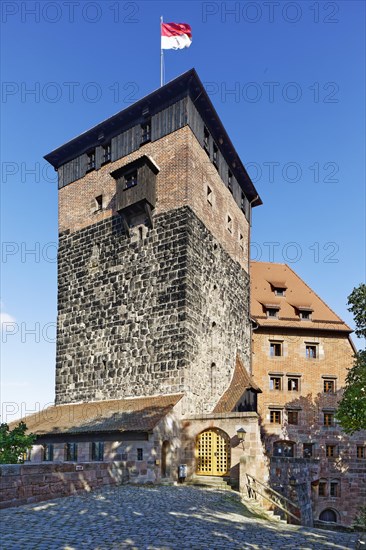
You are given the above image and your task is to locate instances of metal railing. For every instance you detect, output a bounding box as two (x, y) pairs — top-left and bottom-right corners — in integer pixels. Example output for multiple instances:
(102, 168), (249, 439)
(244, 473), (301, 524)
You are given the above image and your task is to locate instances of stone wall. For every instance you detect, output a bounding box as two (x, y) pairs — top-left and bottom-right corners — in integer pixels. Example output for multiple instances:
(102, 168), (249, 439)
(56, 206), (250, 414)
(0, 462), (127, 509)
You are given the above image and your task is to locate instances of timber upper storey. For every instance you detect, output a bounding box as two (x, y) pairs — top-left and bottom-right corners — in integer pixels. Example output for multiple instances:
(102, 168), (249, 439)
(44, 68), (262, 209)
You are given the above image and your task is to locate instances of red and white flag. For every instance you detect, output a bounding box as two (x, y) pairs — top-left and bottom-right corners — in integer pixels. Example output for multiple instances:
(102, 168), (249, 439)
(161, 23), (192, 50)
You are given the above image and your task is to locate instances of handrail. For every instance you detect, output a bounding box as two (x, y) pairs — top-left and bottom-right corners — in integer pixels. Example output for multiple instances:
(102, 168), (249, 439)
(246, 473), (298, 509)
(244, 473), (301, 524)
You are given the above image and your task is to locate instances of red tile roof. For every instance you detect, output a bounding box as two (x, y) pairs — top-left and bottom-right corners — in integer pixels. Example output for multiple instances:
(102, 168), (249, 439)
(11, 394), (183, 436)
(250, 262), (351, 332)
(213, 355), (261, 413)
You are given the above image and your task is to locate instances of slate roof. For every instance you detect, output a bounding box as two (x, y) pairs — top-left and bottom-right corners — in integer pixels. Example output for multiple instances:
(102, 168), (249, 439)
(213, 355), (261, 414)
(250, 262), (351, 332)
(12, 394), (183, 436)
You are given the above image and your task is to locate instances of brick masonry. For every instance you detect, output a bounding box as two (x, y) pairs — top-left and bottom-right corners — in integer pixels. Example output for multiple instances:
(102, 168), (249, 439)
(252, 327), (366, 525)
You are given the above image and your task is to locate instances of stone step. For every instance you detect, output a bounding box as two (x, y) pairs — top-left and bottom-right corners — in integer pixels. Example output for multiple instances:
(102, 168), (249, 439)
(241, 496), (287, 524)
(187, 475), (232, 490)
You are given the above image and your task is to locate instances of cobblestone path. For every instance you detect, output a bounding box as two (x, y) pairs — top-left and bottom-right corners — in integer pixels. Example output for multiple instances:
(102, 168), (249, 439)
(0, 485), (359, 549)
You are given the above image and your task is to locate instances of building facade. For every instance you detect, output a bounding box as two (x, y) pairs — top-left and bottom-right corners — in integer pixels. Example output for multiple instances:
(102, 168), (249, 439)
(250, 261), (366, 526)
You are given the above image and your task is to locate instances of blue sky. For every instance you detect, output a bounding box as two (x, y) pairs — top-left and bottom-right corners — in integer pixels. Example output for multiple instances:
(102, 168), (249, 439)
(1, 1), (365, 421)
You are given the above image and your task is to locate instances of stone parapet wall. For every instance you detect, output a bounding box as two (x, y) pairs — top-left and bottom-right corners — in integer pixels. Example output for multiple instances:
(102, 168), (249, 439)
(0, 462), (127, 509)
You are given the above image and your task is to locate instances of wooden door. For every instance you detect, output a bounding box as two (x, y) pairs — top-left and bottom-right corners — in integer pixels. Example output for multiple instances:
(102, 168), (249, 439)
(196, 429), (230, 476)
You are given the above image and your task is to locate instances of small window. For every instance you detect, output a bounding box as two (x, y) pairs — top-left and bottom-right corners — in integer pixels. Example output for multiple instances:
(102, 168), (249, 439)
(269, 376), (282, 390)
(288, 377), (299, 391)
(43, 444), (54, 462)
(213, 143), (218, 168)
(326, 445), (337, 458)
(228, 170), (233, 194)
(273, 441), (294, 457)
(274, 288), (286, 297)
(324, 413), (334, 427)
(204, 127), (210, 154)
(303, 443), (313, 458)
(239, 233), (244, 250)
(95, 195), (103, 211)
(65, 443), (78, 462)
(318, 481), (327, 497)
(330, 481), (340, 497)
(287, 410), (299, 425)
(269, 342), (282, 356)
(324, 379), (335, 393)
(91, 442), (104, 462)
(86, 150), (96, 171)
(319, 509), (337, 523)
(207, 185), (213, 206)
(137, 448), (143, 461)
(357, 446), (365, 459)
(124, 171), (138, 189)
(102, 143), (111, 164)
(141, 120), (151, 144)
(227, 215), (232, 233)
(300, 310), (312, 320)
(270, 410), (281, 424)
(306, 344), (317, 359)
(267, 308), (279, 318)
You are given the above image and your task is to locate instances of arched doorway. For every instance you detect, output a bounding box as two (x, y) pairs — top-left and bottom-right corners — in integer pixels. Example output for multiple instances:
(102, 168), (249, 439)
(161, 440), (171, 478)
(196, 428), (230, 476)
(319, 509), (338, 523)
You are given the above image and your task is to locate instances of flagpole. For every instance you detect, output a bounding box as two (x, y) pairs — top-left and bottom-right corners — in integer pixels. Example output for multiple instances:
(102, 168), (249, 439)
(160, 16), (164, 87)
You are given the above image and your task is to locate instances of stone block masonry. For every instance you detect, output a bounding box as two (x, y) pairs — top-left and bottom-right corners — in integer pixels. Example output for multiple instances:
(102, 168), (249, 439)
(56, 206), (250, 413)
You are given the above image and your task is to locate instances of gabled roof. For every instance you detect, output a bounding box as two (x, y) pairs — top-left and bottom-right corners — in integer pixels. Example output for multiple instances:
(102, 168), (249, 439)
(11, 394), (183, 436)
(213, 355), (261, 414)
(250, 262), (351, 332)
(44, 68), (261, 207)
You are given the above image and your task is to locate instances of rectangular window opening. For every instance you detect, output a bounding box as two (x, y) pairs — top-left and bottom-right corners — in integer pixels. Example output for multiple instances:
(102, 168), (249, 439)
(86, 150), (96, 171)
(303, 443), (313, 458)
(287, 410), (299, 425)
(141, 120), (151, 144)
(227, 215), (232, 234)
(91, 442), (104, 462)
(95, 195), (103, 211)
(270, 342), (282, 356)
(204, 127), (210, 155)
(228, 170), (233, 194)
(306, 344), (317, 359)
(65, 443), (78, 462)
(137, 448), (143, 461)
(269, 376), (282, 390)
(102, 143), (111, 164)
(270, 410), (281, 424)
(324, 413), (335, 427)
(324, 379), (335, 393)
(357, 446), (365, 459)
(213, 143), (219, 168)
(326, 445), (336, 458)
(318, 481), (327, 496)
(267, 308), (279, 318)
(124, 170), (138, 189)
(330, 482), (340, 497)
(43, 444), (54, 462)
(288, 377), (299, 391)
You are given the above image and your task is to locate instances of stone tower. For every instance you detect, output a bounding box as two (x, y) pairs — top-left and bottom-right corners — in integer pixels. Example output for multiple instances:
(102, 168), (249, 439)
(45, 69), (261, 414)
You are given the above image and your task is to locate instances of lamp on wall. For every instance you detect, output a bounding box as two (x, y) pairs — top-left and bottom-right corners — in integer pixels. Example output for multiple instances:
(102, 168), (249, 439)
(237, 427), (246, 449)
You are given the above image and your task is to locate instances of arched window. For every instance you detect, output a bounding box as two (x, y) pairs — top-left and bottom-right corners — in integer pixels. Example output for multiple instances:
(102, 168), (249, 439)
(319, 509), (337, 523)
(273, 440), (295, 458)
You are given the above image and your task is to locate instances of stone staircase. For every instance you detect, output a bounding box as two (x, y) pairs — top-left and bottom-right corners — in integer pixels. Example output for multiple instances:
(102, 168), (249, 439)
(241, 494), (287, 524)
(186, 475), (233, 490)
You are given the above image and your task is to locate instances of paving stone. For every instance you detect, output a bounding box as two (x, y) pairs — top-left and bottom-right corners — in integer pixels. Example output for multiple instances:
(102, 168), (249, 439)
(0, 485), (359, 549)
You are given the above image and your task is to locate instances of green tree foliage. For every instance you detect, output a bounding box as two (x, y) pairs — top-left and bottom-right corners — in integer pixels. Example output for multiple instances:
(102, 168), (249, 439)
(336, 284), (366, 434)
(0, 421), (36, 464)
(347, 283), (366, 339)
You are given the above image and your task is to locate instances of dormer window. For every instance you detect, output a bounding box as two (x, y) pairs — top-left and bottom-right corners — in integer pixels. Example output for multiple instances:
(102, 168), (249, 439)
(267, 307), (279, 318)
(86, 150), (96, 171)
(299, 310), (312, 320)
(274, 288), (286, 297)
